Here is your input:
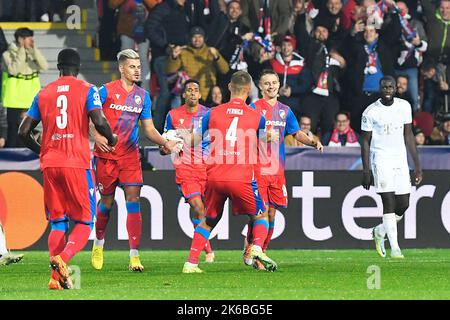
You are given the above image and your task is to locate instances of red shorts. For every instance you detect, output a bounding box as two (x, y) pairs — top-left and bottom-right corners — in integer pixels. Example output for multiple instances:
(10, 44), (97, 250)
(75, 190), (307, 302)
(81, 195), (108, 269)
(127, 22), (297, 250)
(258, 174), (288, 209)
(178, 178), (206, 202)
(94, 157), (143, 195)
(204, 180), (266, 219)
(43, 167), (96, 224)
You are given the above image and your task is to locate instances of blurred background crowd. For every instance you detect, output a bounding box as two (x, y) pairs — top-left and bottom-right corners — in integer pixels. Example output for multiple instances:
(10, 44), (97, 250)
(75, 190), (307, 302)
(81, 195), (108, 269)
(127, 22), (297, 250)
(0, 0), (449, 149)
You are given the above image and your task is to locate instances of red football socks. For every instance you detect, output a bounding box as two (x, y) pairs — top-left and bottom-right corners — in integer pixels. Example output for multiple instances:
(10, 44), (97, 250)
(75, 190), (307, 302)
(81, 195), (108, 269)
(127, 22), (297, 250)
(95, 202), (111, 240)
(187, 227), (210, 264)
(263, 222), (275, 252)
(126, 202), (142, 250)
(252, 219), (269, 248)
(59, 223), (91, 263)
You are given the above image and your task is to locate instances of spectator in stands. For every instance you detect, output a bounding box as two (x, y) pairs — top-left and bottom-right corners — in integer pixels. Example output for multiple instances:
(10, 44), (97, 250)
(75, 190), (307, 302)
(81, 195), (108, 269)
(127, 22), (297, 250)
(322, 111), (361, 146)
(1, 27), (48, 147)
(393, 1), (428, 112)
(206, 85), (224, 107)
(110, 0), (160, 91)
(285, 114), (321, 146)
(245, 41), (273, 96)
(420, 60), (450, 114)
(293, 0), (314, 57)
(270, 35), (311, 117)
(302, 24), (345, 135)
(240, 0), (293, 37)
(429, 112), (450, 145)
(40, 0), (74, 22)
(344, 24), (395, 132)
(1, 0), (39, 22)
(167, 26), (229, 106)
(186, 0), (223, 43)
(413, 126), (427, 145)
(422, 0), (450, 65)
(145, 0), (190, 132)
(313, 0), (347, 50)
(212, 0), (252, 89)
(396, 75), (414, 107)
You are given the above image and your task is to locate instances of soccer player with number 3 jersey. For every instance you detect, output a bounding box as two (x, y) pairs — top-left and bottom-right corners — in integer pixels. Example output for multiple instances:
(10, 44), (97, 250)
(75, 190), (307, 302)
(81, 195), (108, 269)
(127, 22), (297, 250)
(18, 49), (118, 289)
(244, 70), (323, 270)
(90, 49), (179, 272)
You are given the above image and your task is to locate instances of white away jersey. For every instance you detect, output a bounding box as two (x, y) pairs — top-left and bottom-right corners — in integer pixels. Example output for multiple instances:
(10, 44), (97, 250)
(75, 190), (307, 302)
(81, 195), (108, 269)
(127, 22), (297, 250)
(361, 98), (412, 161)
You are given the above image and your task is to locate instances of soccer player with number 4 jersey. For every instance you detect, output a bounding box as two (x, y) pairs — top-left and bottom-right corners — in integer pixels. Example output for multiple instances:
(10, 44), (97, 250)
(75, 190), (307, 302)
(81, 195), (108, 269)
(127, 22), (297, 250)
(91, 49), (179, 272)
(244, 70), (323, 270)
(181, 71), (278, 273)
(161, 79), (214, 263)
(19, 49), (118, 290)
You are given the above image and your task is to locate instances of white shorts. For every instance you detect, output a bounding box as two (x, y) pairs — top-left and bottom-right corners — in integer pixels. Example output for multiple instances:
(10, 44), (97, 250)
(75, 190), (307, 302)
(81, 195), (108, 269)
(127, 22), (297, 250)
(371, 162), (411, 194)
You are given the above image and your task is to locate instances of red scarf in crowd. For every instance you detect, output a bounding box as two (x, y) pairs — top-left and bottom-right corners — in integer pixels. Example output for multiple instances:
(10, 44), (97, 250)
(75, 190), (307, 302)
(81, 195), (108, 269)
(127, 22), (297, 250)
(329, 127), (359, 146)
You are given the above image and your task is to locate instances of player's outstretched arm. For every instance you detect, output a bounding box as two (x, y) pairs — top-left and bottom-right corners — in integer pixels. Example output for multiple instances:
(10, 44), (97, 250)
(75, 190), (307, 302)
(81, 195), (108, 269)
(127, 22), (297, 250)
(361, 130), (373, 189)
(294, 130), (323, 151)
(18, 116), (41, 154)
(404, 123), (423, 185)
(88, 109), (118, 147)
(141, 119), (181, 153)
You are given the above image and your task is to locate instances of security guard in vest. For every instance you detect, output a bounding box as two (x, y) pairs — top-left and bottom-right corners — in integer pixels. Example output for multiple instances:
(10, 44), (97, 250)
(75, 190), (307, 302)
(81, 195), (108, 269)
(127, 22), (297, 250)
(2, 28), (48, 147)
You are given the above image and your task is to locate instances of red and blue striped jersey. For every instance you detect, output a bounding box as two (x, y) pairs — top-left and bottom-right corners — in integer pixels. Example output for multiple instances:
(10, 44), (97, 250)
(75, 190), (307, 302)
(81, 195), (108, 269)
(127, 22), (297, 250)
(250, 99), (300, 176)
(164, 104), (209, 176)
(27, 76), (102, 170)
(94, 80), (152, 160)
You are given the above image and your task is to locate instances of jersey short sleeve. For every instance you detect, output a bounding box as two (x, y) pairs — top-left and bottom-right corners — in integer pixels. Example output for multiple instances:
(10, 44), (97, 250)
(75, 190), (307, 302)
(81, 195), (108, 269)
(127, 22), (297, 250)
(403, 101), (412, 124)
(361, 111), (373, 132)
(27, 94), (41, 121)
(285, 108), (300, 135)
(201, 110), (211, 136)
(164, 112), (173, 131)
(86, 86), (103, 112)
(98, 85), (108, 104)
(140, 92), (152, 120)
(257, 115), (266, 137)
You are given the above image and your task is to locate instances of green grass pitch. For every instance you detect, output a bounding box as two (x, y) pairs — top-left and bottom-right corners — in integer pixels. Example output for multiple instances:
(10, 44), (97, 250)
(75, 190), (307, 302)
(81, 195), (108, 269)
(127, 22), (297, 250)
(1, 249), (450, 299)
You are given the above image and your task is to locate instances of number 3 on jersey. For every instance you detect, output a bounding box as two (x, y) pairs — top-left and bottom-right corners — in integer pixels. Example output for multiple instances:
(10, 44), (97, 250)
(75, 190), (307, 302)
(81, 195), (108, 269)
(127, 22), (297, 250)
(226, 117), (239, 147)
(56, 95), (68, 129)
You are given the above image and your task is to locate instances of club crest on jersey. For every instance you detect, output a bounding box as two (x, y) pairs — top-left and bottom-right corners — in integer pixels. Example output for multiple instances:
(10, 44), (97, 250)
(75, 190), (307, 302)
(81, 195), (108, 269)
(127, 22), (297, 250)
(262, 110), (267, 116)
(180, 119), (184, 125)
(115, 94), (120, 100)
(134, 95), (142, 105)
(279, 109), (286, 119)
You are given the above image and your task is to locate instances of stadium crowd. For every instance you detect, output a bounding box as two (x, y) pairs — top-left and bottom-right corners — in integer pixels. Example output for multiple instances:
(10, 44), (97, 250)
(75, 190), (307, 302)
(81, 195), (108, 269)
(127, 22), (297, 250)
(0, 0), (450, 148)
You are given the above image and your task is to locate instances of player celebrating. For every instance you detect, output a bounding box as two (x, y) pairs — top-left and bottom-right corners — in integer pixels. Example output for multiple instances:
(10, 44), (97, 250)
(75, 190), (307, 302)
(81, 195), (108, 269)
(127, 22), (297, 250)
(18, 48), (117, 289)
(244, 69), (323, 269)
(91, 49), (179, 272)
(0, 222), (24, 266)
(161, 79), (214, 263)
(361, 75), (422, 259)
(182, 71), (277, 274)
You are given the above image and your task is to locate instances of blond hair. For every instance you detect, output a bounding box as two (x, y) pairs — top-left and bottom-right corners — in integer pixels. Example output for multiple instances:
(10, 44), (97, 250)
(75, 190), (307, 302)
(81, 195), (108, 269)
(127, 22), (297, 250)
(117, 49), (140, 64)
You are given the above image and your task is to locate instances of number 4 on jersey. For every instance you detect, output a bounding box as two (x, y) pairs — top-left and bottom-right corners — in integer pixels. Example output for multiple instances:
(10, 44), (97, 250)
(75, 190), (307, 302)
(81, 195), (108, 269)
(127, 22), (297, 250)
(226, 117), (239, 147)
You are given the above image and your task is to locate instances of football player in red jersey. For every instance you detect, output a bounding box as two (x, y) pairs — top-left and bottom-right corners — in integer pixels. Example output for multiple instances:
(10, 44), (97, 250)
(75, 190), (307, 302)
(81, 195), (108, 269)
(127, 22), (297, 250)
(244, 69), (323, 269)
(181, 71), (278, 273)
(161, 79), (215, 262)
(19, 48), (118, 290)
(90, 49), (179, 272)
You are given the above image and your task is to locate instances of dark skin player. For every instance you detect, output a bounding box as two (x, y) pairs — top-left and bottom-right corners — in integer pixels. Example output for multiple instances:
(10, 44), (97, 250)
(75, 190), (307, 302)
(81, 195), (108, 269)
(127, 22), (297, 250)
(361, 76), (422, 216)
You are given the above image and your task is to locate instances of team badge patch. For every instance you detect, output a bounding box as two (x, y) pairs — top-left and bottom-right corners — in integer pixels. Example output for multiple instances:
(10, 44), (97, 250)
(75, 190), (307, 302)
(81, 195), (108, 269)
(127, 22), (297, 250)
(262, 110), (267, 116)
(180, 119), (185, 125)
(279, 109), (286, 119)
(134, 95), (142, 105)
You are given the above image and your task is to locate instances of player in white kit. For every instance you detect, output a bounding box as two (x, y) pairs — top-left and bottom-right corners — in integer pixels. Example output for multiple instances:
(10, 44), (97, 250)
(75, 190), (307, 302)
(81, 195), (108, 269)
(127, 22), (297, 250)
(361, 76), (422, 259)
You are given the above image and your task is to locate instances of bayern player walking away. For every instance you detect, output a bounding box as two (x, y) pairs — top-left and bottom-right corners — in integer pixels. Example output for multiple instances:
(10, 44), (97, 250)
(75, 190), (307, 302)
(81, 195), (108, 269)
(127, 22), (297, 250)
(91, 49), (179, 272)
(361, 75), (422, 259)
(18, 49), (118, 289)
(181, 71), (277, 273)
(244, 69), (323, 269)
(161, 79), (215, 263)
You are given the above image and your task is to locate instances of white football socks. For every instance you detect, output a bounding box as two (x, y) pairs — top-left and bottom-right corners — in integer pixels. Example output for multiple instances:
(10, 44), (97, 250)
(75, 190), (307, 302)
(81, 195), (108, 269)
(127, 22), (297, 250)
(0, 224), (8, 255)
(94, 238), (105, 247)
(383, 213), (400, 251)
(130, 249), (139, 257)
